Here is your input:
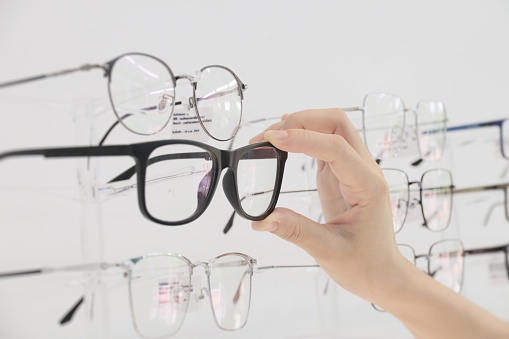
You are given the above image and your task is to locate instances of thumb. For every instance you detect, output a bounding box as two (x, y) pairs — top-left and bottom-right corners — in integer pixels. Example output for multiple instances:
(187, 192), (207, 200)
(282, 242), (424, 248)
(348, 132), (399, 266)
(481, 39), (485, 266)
(252, 207), (339, 258)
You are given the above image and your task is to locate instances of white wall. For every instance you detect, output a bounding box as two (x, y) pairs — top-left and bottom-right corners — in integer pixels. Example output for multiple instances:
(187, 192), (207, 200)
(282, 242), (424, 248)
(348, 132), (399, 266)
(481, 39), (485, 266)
(0, 1), (508, 338)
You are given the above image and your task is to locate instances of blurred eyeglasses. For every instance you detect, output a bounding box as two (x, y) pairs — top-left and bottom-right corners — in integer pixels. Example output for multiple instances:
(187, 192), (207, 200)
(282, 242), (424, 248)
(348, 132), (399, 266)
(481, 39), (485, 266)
(453, 181), (509, 225)
(383, 168), (454, 233)
(0, 252), (257, 338)
(0, 52), (247, 141)
(222, 168), (454, 235)
(231, 92), (447, 163)
(372, 239), (464, 311)
(342, 93), (447, 163)
(447, 118), (509, 160)
(0, 139), (287, 226)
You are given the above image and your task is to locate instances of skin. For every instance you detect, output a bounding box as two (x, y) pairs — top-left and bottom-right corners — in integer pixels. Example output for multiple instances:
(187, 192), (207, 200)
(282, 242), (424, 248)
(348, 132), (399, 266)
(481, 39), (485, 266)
(250, 108), (509, 339)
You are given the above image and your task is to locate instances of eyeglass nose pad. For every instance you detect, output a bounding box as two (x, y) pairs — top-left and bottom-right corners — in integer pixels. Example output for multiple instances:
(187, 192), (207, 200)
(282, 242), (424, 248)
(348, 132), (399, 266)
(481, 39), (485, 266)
(158, 94), (173, 113)
(222, 169), (241, 213)
(181, 96), (190, 111)
(188, 96), (196, 109)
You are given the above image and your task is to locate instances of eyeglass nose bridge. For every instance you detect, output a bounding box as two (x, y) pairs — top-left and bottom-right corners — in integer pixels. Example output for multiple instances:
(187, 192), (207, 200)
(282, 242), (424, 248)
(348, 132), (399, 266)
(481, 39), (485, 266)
(175, 71), (202, 84)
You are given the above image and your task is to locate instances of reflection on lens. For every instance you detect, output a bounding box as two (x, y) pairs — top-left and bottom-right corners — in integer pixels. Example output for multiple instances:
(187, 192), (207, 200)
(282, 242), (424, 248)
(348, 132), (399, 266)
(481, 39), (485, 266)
(129, 254), (192, 338)
(363, 93), (405, 160)
(416, 101), (446, 162)
(236, 146), (278, 217)
(421, 169), (453, 231)
(195, 66), (242, 141)
(383, 169), (409, 233)
(145, 144), (214, 223)
(109, 53), (176, 135)
(208, 254), (253, 330)
(428, 240), (464, 293)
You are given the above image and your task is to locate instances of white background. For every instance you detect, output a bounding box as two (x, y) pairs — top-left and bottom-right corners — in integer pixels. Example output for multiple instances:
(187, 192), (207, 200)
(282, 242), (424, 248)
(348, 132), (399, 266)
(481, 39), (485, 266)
(0, 1), (508, 338)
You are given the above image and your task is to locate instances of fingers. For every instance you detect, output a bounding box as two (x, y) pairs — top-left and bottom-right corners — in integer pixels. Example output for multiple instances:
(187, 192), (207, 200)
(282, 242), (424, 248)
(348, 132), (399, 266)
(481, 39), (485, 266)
(249, 114), (289, 143)
(264, 128), (385, 205)
(252, 207), (345, 260)
(251, 108), (373, 163)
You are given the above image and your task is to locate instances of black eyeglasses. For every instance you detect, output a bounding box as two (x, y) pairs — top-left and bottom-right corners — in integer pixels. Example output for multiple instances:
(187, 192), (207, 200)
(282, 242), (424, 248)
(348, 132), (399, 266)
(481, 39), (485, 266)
(447, 118), (509, 160)
(0, 140), (287, 225)
(0, 52), (247, 141)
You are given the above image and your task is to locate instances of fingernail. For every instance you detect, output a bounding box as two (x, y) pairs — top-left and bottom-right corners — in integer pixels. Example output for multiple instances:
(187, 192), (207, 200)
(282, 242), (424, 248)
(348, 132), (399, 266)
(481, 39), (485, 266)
(250, 132), (265, 143)
(266, 221), (279, 232)
(267, 130), (288, 141)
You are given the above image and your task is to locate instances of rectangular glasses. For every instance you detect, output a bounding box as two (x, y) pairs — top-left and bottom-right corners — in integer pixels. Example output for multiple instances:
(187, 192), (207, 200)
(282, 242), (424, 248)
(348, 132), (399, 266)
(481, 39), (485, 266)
(0, 252), (257, 338)
(0, 140), (287, 225)
(222, 168), (454, 235)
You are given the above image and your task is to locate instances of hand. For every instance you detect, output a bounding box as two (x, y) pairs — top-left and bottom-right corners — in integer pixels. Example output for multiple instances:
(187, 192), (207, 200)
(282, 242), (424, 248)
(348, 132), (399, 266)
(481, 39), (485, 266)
(250, 108), (406, 302)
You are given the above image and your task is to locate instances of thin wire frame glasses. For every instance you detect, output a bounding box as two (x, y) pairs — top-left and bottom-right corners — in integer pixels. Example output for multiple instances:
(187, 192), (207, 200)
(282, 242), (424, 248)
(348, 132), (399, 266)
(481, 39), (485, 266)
(221, 168), (454, 235)
(383, 168), (454, 233)
(232, 92), (447, 163)
(0, 139), (287, 225)
(0, 252), (257, 338)
(341, 92), (447, 163)
(0, 52), (247, 141)
(453, 181), (509, 225)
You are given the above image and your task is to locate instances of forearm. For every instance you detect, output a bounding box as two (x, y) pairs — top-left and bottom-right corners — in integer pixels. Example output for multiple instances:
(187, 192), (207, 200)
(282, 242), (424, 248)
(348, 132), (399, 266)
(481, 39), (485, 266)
(377, 259), (509, 339)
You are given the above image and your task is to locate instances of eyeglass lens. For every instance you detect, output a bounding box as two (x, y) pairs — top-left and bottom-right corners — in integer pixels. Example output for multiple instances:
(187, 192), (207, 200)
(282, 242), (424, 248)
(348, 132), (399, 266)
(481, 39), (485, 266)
(421, 169), (453, 232)
(129, 255), (192, 338)
(108, 54), (243, 140)
(236, 146), (279, 217)
(362, 93), (447, 162)
(383, 168), (452, 233)
(428, 240), (464, 293)
(415, 101), (447, 162)
(144, 144), (281, 223)
(383, 169), (409, 233)
(109, 54), (176, 136)
(195, 66), (243, 141)
(362, 93), (406, 160)
(208, 254), (253, 330)
(145, 144), (215, 223)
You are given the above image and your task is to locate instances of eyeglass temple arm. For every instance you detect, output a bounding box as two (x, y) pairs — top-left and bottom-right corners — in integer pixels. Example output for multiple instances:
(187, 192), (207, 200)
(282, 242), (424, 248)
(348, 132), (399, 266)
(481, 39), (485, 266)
(107, 152), (212, 183)
(0, 64), (109, 89)
(222, 188), (318, 234)
(0, 263), (119, 325)
(256, 265), (327, 295)
(108, 146), (277, 186)
(0, 145), (131, 162)
(453, 183), (507, 195)
(447, 119), (504, 133)
(463, 245), (509, 279)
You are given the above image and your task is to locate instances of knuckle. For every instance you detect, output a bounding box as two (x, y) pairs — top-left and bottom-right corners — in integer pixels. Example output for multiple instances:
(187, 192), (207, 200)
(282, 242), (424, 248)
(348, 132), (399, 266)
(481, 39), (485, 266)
(280, 224), (304, 244)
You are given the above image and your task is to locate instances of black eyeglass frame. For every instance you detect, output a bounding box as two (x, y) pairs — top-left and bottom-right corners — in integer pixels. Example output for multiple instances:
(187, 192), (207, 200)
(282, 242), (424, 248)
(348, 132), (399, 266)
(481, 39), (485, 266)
(0, 139), (287, 226)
